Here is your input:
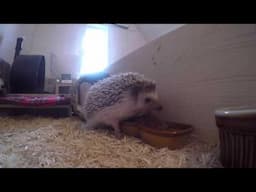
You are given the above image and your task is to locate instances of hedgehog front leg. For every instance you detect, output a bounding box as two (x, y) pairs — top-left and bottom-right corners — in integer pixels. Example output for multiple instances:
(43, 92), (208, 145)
(111, 120), (124, 139)
(81, 119), (96, 130)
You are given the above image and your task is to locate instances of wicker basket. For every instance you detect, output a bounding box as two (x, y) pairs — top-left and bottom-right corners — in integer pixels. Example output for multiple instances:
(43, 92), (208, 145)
(215, 106), (256, 168)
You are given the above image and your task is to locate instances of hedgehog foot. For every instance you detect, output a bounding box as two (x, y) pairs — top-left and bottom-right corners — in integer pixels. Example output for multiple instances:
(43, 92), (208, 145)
(81, 121), (94, 130)
(110, 121), (124, 139)
(114, 130), (124, 139)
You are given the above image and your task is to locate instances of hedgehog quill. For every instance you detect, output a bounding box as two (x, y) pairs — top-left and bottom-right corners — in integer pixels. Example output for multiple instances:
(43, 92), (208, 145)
(80, 72), (163, 139)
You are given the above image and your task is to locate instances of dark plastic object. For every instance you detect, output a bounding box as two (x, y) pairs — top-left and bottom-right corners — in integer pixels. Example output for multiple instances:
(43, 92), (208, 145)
(14, 37), (23, 60)
(10, 55), (45, 93)
(215, 106), (256, 168)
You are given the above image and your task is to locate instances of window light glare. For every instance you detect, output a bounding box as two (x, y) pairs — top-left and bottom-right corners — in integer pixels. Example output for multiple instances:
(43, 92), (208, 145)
(80, 24), (108, 75)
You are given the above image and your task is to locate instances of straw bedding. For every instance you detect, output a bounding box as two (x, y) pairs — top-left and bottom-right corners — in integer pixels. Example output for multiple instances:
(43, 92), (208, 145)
(0, 116), (222, 168)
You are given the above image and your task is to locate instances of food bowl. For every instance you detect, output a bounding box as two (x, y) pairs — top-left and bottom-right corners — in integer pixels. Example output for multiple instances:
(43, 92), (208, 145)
(140, 121), (193, 150)
(121, 115), (193, 150)
(120, 121), (141, 138)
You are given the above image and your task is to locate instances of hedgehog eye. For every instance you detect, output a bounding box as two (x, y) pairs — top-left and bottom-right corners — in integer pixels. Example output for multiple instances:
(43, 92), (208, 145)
(145, 98), (151, 103)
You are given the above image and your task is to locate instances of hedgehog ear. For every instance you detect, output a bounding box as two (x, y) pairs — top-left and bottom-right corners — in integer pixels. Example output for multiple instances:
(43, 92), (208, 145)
(130, 86), (143, 99)
(144, 83), (156, 92)
(151, 83), (156, 90)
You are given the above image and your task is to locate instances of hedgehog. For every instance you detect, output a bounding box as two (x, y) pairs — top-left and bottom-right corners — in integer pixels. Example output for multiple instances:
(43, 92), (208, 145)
(80, 72), (163, 139)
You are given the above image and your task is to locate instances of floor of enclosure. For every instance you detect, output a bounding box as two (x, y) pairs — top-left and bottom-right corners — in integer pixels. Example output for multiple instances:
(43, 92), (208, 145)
(0, 116), (222, 168)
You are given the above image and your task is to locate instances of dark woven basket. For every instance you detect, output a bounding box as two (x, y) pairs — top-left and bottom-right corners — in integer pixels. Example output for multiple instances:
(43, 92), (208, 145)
(215, 106), (256, 168)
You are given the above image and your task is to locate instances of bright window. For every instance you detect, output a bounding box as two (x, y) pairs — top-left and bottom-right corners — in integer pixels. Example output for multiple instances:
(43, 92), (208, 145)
(80, 24), (108, 75)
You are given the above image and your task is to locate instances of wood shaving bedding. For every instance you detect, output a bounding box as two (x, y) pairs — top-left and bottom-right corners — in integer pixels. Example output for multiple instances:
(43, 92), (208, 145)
(0, 116), (222, 168)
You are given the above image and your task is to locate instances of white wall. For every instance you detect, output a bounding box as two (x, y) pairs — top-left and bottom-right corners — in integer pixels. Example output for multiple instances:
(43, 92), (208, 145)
(29, 24), (146, 79)
(107, 24), (256, 144)
(108, 24), (146, 64)
(0, 24), (146, 93)
(137, 24), (185, 42)
(29, 24), (86, 79)
(0, 24), (36, 64)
